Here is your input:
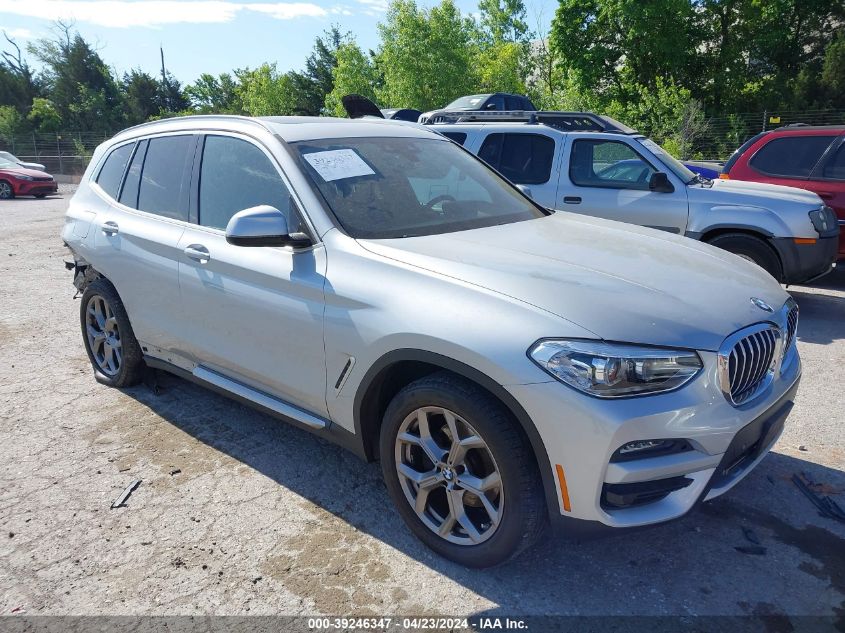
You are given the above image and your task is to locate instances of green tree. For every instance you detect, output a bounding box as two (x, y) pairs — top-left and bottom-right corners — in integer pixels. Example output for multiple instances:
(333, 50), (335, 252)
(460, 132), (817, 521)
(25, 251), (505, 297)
(185, 72), (241, 113)
(27, 97), (62, 132)
(1, 32), (40, 113)
(325, 43), (381, 117)
(122, 69), (160, 123)
(378, 0), (478, 111)
(477, 0), (529, 44)
(287, 26), (350, 115)
(236, 64), (300, 116)
(0, 104), (25, 141)
(28, 25), (124, 132)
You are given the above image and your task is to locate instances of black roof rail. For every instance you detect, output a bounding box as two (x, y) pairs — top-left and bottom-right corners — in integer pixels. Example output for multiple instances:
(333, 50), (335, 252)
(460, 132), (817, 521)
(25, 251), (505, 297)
(422, 109), (637, 134)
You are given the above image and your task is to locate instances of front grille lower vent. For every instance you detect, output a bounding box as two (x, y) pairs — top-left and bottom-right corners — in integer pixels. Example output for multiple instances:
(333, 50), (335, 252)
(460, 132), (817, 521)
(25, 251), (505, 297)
(719, 325), (780, 406)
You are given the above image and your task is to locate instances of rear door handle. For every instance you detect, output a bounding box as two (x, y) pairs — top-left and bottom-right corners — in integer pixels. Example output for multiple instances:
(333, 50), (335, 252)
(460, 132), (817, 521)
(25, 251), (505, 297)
(101, 221), (119, 236)
(184, 244), (211, 264)
(563, 196), (582, 204)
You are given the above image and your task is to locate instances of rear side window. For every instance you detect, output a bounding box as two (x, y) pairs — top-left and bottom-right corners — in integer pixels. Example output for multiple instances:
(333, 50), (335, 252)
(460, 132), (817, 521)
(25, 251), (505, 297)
(749, 135), (836, 178)
(821, 143), (845, 180)
(137, 135), (193, 220)
(478, 133), (555, 184)
(199, 135), (296, 231)
(96, 143), (134, 199)
(118, 140), (147, 208)
(441, 132), (467, 145)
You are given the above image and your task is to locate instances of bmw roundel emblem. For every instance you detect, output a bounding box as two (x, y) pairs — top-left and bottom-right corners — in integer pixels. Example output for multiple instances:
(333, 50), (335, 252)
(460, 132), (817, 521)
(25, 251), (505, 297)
(751, 297), (774, 313)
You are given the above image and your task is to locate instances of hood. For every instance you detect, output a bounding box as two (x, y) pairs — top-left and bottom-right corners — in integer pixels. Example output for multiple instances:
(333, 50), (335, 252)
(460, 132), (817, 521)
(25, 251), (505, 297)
(341, 94), (385, 120)
(359, 213), (790, 351)
(0, 166), (52, 178)
(693, 178), (823, 208)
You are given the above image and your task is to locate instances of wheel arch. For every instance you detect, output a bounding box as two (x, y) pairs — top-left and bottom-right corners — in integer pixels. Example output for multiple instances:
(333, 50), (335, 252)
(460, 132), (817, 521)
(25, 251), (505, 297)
(353, 348), (559, 518)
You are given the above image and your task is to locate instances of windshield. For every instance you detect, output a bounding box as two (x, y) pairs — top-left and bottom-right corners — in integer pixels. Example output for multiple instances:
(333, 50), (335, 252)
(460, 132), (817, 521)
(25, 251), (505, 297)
(294, 136), (547, 239)
(636, 138), (697, 183)
(444, 95), (490, 110)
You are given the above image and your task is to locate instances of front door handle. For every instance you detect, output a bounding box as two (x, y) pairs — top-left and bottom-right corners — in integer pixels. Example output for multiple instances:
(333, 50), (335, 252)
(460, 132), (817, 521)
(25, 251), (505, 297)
(101, 221), (119, 236)
(563, 196), (582, 204)
(184, 244), (211, 264)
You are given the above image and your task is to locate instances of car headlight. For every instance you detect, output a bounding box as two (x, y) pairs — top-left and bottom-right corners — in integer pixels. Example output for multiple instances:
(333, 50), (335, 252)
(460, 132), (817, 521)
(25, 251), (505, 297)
(529, 340), (702, 397)
(14, 174), (34, 181)
(808, 206), (835, 234)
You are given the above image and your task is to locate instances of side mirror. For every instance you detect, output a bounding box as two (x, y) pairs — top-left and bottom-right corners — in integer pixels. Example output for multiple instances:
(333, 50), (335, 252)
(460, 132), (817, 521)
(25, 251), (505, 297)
(225, 205), (312, 248)
(649, 172), (675, 193)
(485, 102), (498, 110)
(515, 184), (533, 199)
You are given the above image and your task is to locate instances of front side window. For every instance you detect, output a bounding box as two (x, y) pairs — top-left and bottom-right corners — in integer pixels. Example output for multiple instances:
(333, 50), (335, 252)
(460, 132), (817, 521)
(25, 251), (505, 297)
(749, 135), (836, 178)
(294, 136), (547, 239)
(570, 139), (656, 189)
(96, 143), (134, 200)
(137, 135), (193, 220)
(478, 133), (555, 185)
(199, 135), (297, 231)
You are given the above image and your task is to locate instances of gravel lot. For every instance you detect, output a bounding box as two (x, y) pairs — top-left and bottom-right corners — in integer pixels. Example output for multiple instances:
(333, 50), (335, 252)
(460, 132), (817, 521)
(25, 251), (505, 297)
(1, 187), (843, 621)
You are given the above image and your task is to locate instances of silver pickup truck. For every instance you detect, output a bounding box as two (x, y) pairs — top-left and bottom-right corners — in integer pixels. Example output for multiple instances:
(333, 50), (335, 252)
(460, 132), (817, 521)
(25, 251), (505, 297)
(427, 111), (839, 284)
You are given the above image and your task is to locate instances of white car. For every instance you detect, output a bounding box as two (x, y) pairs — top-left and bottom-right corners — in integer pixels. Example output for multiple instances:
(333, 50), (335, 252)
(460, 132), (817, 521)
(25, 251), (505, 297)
(0, 151), (46, 172)
(429, 111), (839, 284)
(63, 115), (800, 567)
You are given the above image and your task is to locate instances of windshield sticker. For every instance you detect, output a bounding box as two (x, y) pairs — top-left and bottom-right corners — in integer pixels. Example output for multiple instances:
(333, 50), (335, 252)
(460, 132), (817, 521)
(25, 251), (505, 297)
(303, 149), (375, 182)
(639, 139), (666, 155)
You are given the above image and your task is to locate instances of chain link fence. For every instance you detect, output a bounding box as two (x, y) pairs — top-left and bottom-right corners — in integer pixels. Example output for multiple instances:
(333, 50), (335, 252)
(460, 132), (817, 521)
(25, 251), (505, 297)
(692, 109), (845, 162)
(1, 109), (843, 175)
(0, 132), (112, 176)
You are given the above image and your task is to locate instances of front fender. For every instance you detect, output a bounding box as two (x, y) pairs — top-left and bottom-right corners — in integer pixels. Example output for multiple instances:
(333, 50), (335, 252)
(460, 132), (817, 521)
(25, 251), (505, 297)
(685, 204), (804, 240)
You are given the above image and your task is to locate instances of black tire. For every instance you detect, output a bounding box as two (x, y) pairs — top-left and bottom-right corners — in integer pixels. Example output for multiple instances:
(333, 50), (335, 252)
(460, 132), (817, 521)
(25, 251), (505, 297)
(34, 194), (47, 198)
(707, 233), (783, 281)
(0, 180), (14, 200)
(380, 371), (546, 567)
(79, 278), (145, 387)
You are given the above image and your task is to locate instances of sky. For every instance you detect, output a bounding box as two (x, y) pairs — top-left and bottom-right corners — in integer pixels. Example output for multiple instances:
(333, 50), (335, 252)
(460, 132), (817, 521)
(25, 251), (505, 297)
(0, 0), (556, 86)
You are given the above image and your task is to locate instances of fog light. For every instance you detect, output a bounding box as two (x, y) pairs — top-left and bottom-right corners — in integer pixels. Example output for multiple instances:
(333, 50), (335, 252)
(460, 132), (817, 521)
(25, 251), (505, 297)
(619, 440), (667, 455)
(610, 438), (692, 463)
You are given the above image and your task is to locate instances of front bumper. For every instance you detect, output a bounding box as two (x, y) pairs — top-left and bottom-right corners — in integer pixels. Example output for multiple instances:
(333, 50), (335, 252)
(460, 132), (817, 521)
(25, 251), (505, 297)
(771, 234), (838, 284)
(507, 344), (801, 531)
(15, 180), (58, 196)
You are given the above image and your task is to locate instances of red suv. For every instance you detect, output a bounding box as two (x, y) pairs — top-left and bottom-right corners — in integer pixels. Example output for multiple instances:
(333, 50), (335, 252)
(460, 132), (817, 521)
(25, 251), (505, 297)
(721, 125), (845, 259)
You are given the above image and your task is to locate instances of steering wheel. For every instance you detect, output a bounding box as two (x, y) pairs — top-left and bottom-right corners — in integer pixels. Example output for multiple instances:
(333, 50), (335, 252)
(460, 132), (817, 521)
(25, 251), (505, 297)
(424, 194), (456, 210)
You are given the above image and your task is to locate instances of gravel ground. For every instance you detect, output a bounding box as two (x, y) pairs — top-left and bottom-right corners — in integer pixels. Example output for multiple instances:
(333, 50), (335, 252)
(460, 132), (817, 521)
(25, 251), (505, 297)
(0, 186), (843, 620)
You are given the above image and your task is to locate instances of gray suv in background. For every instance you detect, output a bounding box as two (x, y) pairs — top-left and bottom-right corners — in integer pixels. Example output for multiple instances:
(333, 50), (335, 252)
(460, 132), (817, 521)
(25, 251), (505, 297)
(64, 115), (801, 567)
(429, 111), (839, 284)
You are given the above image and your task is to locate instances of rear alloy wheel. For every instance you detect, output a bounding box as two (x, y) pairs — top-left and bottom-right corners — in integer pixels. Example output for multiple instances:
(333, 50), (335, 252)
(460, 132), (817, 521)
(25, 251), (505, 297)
(80, 278), (145, 387)
(0, 181), (13, 199)
(380, 372), (546, 567)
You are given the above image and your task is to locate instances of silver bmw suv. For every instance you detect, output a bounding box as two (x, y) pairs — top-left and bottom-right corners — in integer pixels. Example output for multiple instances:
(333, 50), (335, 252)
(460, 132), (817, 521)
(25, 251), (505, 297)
(63, 115), (801, 567)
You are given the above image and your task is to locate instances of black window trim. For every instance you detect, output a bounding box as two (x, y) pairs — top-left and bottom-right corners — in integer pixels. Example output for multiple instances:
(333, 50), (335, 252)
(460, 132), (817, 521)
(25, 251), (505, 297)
(568, 137), (660, 191)
(478, 131), (557, 185)
(194, 131), (317, 243)
(748, 134), (838, 181)
(810, 134), (845, 182)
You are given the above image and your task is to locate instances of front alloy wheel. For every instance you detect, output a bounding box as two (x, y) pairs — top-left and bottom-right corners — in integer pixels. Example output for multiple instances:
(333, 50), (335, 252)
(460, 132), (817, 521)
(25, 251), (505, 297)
(380, 372), (546, 567)
(395, 406), (503, 545)
(0, 181), (13, 199)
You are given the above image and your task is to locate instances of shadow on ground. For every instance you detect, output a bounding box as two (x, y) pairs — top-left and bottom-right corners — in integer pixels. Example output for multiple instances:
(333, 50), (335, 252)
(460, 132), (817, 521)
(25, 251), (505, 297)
(787, 266), (845, 346)
(118, 363), (845, 619)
